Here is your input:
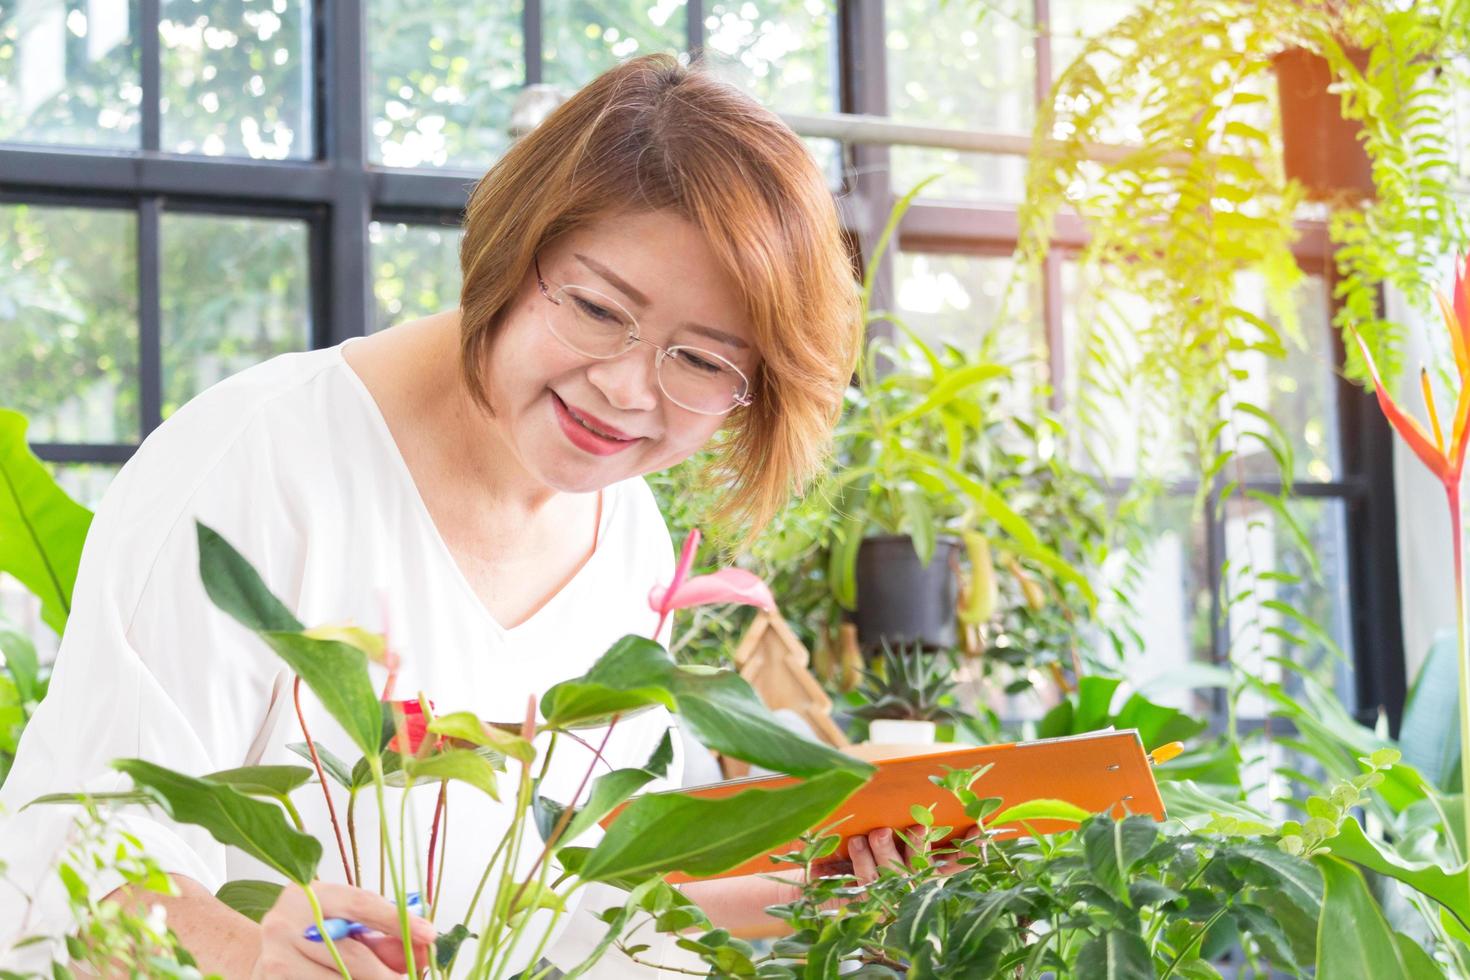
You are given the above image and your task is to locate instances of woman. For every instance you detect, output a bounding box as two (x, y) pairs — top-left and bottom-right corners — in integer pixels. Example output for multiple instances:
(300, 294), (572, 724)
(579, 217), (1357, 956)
(0, 53), (920, 978)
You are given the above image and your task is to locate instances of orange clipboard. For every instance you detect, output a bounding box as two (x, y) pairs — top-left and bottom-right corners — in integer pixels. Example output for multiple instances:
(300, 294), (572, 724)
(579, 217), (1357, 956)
(604, 729), (1168, 883)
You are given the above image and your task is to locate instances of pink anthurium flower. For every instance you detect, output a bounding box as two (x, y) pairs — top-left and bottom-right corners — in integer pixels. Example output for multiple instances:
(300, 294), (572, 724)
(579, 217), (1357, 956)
(387, 697), (436, 755)
(649, 528), (776, 637)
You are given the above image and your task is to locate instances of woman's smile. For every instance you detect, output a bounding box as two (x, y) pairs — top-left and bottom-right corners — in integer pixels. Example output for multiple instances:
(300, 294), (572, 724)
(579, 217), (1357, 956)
(550, 390), (645, 456)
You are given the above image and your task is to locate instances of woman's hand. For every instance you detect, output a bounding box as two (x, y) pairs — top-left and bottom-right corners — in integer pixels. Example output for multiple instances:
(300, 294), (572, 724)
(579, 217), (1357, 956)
(846, 823), (981, 884)
(251, 882), (436, 979)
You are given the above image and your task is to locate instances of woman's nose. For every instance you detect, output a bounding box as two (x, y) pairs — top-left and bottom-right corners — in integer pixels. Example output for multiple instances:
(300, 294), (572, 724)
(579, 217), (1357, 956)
(584, 342), (661, 413)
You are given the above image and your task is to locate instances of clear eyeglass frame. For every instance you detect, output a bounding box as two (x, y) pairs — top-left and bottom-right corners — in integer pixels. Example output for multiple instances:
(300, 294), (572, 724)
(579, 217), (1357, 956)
(533, 254), (755, 416)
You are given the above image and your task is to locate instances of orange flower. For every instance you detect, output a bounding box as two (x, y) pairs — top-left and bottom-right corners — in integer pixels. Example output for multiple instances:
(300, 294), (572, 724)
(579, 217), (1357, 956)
(1354, 255), (1470, 490)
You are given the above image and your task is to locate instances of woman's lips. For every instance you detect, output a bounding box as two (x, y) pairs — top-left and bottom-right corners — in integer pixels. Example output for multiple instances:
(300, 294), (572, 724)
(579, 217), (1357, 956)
(552, 393), (641, 456)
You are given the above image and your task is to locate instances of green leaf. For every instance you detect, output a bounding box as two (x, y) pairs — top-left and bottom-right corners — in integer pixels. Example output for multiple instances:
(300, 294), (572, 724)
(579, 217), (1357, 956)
(1315, 856), (1424, 980)
(1223, 841), (1322, 918)
(988, 798), (1091, 828)
(671, 668), (872, 778)
(888, 363), (1010, 426)
(1074, 930), (1154, 980)
(540, 635), (678, 729)
(0, 410), (92, 635)
(900, 489), (936, 566)
(1330, 816), (1470, 933)
(403, 749), (501, 800)
(0, 624), (41, 707)
(579, 769), (868, 881)
(433, 924), (474, 971)
(215, 880), (284, 922)
(258, 631), (381, 759)
(203, 765), (314, 798)
(285, 742), (357, 789)
(113, 758), (321, 884)
(426, 711), (535, 763)
(195, 522), (302, 632)
(25, 789), (154, 808)
(552, 731), (674, 848)
(1083, 816), (1159, 904)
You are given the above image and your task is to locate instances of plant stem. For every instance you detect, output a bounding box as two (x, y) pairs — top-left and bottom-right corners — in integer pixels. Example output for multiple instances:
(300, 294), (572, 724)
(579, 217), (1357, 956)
(1449, 483), (1470, 908)
(426, 781), (448, 907)
(294, 677), (354, 885)
(372, 756), (418, 978)
(278, 795), (306, 833)
(347, 788), (362, 886)
(302, 884), (353, 980)
(508, 727), (608, 918)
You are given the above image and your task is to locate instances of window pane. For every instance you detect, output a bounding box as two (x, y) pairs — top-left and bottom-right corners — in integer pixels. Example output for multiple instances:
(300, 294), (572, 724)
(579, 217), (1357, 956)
(160, 0), (312, 158)
(1111, 495), (1214, 714)
(161, 213), (310, 417)
(0, 0), (139, 148)
(702, 0), (841, 188)
(894, 251), (1044, 411)
(371, 221), (464, 333)
(1223, 272), (1341, 483)
(1047, 0), (1139, 83)
(0, 204), (139, 443)
(368, 1), (524, 170)
(542, 0), (687, 90)
(53, 461), (122, 511)
(1225, 495), (1354, 720)
(1059, 261), (1196, 479)
(886, 0), (1034, 202)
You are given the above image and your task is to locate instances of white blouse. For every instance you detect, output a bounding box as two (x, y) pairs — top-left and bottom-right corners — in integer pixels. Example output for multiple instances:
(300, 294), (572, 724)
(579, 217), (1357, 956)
(0, 341), (705, 977)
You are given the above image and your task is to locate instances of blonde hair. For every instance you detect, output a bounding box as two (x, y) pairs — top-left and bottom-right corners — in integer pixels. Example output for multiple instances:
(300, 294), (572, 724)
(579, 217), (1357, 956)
(458, 53), (861, 536)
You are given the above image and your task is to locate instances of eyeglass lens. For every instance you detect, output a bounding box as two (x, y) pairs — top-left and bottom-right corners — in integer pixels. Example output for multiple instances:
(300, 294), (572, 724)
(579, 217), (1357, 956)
(544, 284), (749, 415)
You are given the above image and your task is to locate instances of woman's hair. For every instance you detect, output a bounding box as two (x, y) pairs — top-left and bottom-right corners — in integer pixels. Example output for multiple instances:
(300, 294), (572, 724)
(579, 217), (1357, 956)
(458, 53), (861, 536)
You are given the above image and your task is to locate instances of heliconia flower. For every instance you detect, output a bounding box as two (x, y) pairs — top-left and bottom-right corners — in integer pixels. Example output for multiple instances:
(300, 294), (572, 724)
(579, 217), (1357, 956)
(387, 698), (435, 755)
(649, 528), (776, 637)
(1354, 254), (1470, 491)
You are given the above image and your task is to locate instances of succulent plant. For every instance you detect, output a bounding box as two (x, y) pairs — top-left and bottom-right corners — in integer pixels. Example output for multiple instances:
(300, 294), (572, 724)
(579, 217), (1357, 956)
(850, 641), (962, 723)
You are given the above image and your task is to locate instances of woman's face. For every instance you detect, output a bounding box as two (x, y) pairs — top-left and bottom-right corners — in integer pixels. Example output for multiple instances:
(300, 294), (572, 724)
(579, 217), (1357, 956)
(481, 210), (760, 495)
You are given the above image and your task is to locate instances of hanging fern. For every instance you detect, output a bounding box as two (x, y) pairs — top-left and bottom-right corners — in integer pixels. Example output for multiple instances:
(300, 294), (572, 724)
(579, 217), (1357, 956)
(1018, 0), (1470, 743)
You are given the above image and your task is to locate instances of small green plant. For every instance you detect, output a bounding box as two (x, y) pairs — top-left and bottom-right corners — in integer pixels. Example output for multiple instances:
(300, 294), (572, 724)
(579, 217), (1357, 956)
(850, 642), (962, 725)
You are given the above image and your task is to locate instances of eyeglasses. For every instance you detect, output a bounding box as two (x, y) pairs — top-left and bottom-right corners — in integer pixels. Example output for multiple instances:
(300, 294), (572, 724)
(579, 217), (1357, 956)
(534, 254), (754, 416)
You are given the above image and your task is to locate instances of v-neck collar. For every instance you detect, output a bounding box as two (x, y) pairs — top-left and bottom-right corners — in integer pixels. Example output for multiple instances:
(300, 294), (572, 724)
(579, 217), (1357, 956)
(334, 337), (614, 637)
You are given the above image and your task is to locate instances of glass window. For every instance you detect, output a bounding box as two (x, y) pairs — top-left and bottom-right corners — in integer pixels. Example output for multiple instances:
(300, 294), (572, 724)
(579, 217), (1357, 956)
(542, 0), (687, 89)
(886, 0), (1034, 201)
(0, 0), (139, 149)
(702, 0), (841, 186)
(368, 0), (524, 170)
(1225, 495), (1354, 719)
(1105, 495), (1213, 714)
(160, 212), (310, 418)
(370, 221), (464, 332)
(1047, 0), (1139, 83)
(0, 204), (139, 443)
(1222, 272), (1341, 483)
(160, 0), (313, 158)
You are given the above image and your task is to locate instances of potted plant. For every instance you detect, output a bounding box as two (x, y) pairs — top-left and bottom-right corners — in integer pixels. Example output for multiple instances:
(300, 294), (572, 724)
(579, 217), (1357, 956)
(850, 640), (963, 746)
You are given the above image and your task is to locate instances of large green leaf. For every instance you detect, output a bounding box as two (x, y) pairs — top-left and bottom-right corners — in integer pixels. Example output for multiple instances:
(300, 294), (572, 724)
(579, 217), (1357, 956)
(579, 769), (868, 881)
(215, 880), (284, 923)
(114, 758), (321, 884)
(1330, 816), (1470, 932)
(1082, 816), (1159, 905)
(540, 635), (677, 729)
(0, 410), (92, 635)
(285, 741), (357, 789)
(1074, 930), (1154, 980)
(195, 522), (302, 632)
(403, 749), (501, 800)
(258, 631), (381, 759)
(1222, 841), (1322, 918)
(203, 765), (313, 798)
(426, 711), (534, 763)
(1314, 856), (1425, 980)
(1398, 629), (1460, 791)
(671, 668), (872, 779)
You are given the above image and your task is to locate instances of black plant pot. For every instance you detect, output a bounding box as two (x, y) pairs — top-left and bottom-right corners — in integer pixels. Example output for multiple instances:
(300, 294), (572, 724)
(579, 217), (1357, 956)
(853, 534), (960, 653)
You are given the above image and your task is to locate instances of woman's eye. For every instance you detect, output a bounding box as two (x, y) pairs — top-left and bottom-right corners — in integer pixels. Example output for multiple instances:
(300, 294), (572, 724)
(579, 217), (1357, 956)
(573, 296), (621, 324)
(678, 351), (723, 375)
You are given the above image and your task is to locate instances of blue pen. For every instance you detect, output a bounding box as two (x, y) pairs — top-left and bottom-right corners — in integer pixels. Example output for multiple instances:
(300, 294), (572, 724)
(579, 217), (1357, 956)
(305, 892), (423, 942)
